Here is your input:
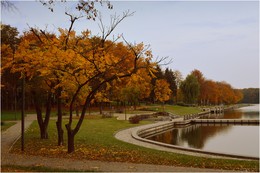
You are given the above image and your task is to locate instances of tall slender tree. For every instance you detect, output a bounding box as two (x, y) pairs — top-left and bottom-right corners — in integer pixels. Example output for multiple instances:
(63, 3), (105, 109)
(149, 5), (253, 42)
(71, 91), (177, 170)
(180, 74), (200, 104)
(154, 79), (172, 111)
(164, 68), (177, 104)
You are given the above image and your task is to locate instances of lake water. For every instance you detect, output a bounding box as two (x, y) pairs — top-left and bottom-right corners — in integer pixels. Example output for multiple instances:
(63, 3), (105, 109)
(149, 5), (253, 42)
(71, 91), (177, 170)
(148, 104), (259, 158)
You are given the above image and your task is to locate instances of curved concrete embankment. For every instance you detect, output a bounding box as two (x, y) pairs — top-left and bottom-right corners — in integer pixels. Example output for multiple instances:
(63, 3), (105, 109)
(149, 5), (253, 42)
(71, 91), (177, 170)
(115, 120), (259, 160)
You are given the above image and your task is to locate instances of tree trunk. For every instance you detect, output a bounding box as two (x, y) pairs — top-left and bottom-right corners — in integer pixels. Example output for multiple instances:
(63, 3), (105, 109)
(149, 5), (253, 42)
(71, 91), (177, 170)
(33, 91), (52, 139)
(56, 121), (64, 145)
(65, 93), (94, 153)
(35, 100), (49, 139)
(99, 102), (103, 115)
(40, 125), (48, 139)
(76, 108), (79, 117)
(65, 124), (75, 153)
(56, 89), (64, 146)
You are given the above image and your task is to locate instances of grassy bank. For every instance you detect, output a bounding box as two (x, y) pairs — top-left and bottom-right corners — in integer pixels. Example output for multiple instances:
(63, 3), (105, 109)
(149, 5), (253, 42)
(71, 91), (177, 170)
(11, 115), (259, 172)
(1, 111), (23, 121)
(141, 104), (201, 115)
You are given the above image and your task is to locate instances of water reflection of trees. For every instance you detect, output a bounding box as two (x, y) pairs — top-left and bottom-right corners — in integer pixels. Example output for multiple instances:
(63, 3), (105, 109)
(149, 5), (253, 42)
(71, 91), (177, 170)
(222, 110), (243, 119)
(201, 110), (243, 119)
(149, 124), (231, 149)
(242, 112), (259, 119)
(179, 125), (231, 149)
(148, 109), (259, 149)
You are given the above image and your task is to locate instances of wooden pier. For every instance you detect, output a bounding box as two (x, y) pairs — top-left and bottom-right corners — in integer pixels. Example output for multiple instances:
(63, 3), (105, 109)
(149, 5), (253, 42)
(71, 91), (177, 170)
(191, 119), (259, 125)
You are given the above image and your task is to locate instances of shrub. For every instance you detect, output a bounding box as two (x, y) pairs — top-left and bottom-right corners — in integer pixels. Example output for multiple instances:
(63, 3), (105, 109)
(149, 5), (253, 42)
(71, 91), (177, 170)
(129, 115), (140, 124)
(154, 112), (169, 116)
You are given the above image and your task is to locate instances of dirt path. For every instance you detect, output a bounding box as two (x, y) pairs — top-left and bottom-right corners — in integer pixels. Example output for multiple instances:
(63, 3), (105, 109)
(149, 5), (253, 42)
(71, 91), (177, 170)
(1, 114), (223, 172)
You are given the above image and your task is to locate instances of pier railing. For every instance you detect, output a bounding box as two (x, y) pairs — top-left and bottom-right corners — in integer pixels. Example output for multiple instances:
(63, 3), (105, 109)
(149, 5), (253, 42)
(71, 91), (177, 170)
(183, 106), (233, 120)
(191, 119), (259, 125)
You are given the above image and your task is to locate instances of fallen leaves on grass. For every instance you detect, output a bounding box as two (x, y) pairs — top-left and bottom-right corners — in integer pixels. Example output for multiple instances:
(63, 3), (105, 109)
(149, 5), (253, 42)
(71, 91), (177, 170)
(10, 142), (259, 172)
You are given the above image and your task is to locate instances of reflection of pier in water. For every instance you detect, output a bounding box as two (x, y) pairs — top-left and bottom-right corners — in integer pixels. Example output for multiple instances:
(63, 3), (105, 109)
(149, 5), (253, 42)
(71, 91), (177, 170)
(198, 113), (224, 119)
(191, 119), (259, 125)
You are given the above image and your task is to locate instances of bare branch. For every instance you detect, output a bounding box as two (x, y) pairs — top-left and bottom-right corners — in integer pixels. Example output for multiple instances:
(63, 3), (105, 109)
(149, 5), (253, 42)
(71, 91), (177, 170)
(1, 0), (18, 12)
(29, 27), (43, 43)
(64, 12), (84, 50)
(155, 56), (173, 66)
(98, 10), (135, 43)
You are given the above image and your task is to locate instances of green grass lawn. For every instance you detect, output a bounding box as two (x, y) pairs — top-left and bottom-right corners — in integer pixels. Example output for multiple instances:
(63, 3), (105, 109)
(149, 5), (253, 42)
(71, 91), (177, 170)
(143, 105), (201, 115)
(1, 110), (65, 121)
(1, 111), (23, 121)
(11, 115), (259, 172)
(1, 105), (201, 122)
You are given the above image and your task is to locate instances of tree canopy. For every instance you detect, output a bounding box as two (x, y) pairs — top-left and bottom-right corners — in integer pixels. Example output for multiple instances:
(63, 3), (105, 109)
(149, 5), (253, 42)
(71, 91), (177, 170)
(1, 9), (160, 152)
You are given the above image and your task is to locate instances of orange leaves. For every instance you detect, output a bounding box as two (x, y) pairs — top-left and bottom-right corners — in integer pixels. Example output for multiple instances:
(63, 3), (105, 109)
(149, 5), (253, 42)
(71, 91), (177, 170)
(74, 145), (142, 163)
(183, 69), (244, 105)
(3, 25), (157, 112)
(154, 79), (172, 103)
(92, 91), (110, 103)
(200, 80), (243, 105)
(112, 67), (152, 103)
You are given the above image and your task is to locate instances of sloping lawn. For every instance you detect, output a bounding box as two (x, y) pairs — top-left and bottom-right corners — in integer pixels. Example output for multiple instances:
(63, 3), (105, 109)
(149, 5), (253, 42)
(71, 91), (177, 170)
(144, 105), (201, 115)
(11, 116), (259, 171)
(1, 111), (22, 121)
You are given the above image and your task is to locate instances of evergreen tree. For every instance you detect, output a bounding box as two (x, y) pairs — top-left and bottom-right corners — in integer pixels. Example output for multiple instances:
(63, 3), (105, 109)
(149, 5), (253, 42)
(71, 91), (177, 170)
(164, 68), (177, 104)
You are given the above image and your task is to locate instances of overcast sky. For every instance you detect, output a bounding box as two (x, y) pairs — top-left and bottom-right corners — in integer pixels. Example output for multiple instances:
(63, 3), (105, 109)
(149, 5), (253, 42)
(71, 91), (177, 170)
(1, 1), (259, 89)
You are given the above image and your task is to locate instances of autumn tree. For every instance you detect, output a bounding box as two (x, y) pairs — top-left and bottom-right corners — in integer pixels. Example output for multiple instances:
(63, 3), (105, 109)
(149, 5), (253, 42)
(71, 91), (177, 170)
(2, 1), (166, 153)
(233, 89), (243, 104)
(154, 79), (172, 111)
(3, 30), (59, 139)
(200, 80), (218, 105)
(149, 65), (164, 103)
(57, 11), (160, 153)
(118, 68), (152, 109)
(26, 0), (114, 144)
(92, 90), (110, 115)
(186, 69), (243, 105)
(191, 69), (205, 84)
(1, 24), (20, 111)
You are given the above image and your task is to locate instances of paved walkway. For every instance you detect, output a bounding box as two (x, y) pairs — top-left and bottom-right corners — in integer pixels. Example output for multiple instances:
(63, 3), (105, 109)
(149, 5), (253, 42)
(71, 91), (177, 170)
(115, 120), (240, 160)
(1, 114), (223, 172)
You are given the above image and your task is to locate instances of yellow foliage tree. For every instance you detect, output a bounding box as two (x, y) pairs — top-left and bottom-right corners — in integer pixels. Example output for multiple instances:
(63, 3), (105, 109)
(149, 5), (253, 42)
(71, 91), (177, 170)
(2, 10), (163, 153)
(118, 68), (152, 109)
(154, 79), (172, 111)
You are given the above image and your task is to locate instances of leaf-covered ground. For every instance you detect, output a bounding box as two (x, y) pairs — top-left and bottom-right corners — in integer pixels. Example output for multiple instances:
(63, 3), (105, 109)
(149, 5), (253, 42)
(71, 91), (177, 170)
(11, 116), (259, 172)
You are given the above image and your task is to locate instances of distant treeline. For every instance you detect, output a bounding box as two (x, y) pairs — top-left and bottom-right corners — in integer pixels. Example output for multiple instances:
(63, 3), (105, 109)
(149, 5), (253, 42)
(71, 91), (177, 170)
(239, 88), (259, 104)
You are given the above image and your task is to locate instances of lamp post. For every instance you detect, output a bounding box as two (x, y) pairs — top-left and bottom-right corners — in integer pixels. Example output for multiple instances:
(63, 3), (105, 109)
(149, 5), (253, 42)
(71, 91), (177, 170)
(13, 45), (17, 120)
(21, 72), (25, 151)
